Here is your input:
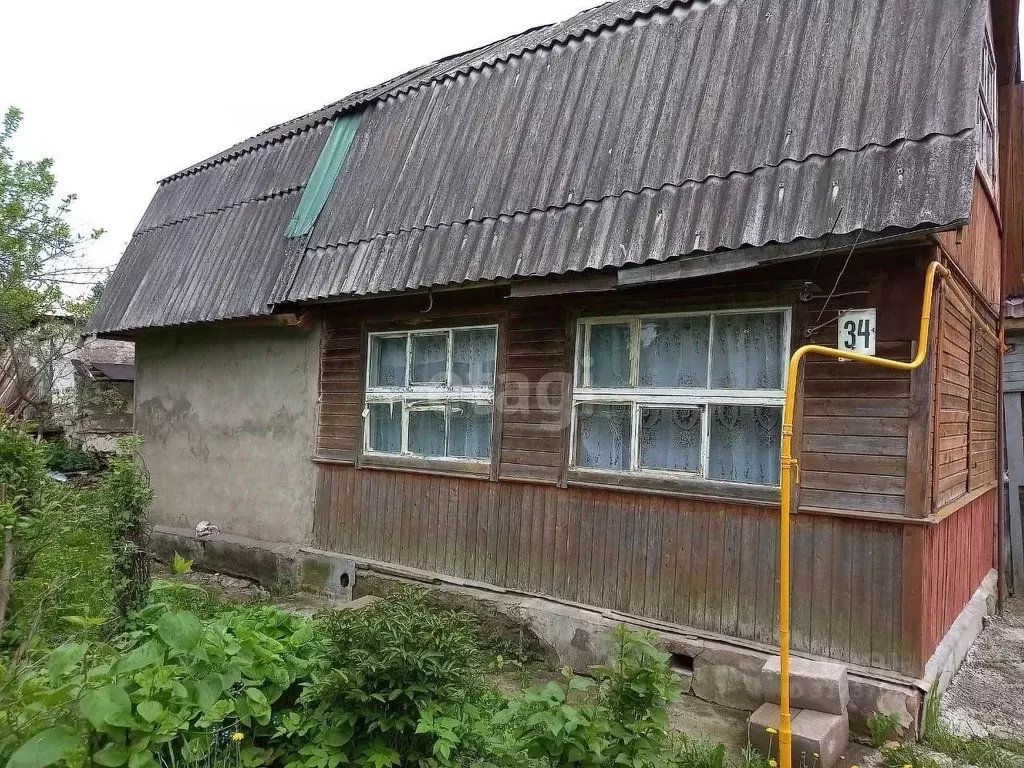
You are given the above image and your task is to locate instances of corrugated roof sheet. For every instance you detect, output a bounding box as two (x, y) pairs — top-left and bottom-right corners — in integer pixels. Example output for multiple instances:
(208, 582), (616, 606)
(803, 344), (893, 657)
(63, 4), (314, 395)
(90, 0), (988, 334)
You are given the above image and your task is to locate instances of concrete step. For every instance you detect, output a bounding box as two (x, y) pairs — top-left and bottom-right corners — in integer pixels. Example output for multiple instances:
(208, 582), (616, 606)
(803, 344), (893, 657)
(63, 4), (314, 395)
(761, 656), (849, 715)
(748, 703), (850, 768)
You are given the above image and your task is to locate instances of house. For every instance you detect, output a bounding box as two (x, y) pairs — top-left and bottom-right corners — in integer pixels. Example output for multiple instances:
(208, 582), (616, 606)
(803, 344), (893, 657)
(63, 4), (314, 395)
(89, 0), (1021, 748)
(1, 318), (134, 451)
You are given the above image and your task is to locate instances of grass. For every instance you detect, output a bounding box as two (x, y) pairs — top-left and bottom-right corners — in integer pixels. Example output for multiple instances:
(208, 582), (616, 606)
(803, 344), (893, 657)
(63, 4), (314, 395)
(911, 686), (1024, 768)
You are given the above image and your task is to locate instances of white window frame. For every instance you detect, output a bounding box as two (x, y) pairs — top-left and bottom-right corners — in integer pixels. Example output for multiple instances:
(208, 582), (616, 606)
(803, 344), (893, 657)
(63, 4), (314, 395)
(569, 307), (791, 486)
(363, 324), (498, 462)
(977, 22), (998, 186)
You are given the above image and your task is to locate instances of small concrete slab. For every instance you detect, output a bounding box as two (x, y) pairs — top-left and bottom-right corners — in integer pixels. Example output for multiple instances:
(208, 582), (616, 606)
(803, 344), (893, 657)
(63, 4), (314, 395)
(334, 595), (381, 612)
(761, 656), (849, 715)
(748, 703), (849, 768)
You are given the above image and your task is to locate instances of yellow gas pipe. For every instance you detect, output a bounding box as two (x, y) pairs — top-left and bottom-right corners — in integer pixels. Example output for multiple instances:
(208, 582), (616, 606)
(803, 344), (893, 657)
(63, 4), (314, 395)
(776, 259), (949, 768)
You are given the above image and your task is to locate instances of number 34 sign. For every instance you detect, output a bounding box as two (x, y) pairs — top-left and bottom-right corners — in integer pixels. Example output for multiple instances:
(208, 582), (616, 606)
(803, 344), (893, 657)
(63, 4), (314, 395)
(838, 309), (876, 356)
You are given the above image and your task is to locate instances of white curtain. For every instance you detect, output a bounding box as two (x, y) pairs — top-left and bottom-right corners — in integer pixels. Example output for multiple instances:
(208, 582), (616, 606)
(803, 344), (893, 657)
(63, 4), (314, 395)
(368, 401), (402, 452)
(447, 402), (491, 458)
(371, 336), (407, 387)
(639, 317), (710, 388)
(577, 403), (630, 469)
(411, 333), (448, 384)
(708, 405), (781, 485)
(588, 323), (631, 387)
(710, 313), (783, 390)
(639, 407), (701, 471)
(408, 407), (446, 456)
(452, 328), (496, 387)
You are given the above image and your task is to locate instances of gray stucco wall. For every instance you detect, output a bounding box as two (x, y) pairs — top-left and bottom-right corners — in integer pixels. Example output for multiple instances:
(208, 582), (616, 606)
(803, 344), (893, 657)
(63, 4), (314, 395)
(134, 323), (320, 544)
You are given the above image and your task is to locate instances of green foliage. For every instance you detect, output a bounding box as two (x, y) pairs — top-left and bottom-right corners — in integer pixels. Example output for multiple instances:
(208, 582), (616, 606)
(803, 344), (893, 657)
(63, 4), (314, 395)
(674, 736), (727, 768)
(880, 742), (939, 768)
(38, 438), (97, 473)
(0, 602), (312, 768)
(0, 414), (48, 524)
(1, 106), (105, 420)
(278, 586), (491, 768)
(866, 710), (901, 748)
(93, 435), (153, 626)
(492, 626), (683, 768)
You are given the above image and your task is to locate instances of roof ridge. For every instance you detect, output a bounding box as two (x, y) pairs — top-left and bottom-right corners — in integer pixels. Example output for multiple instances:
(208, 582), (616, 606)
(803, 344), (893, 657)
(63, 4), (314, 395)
(134, 186), (304, 236)
(310, 129), (975, 254)
(157, 0), (678, 184)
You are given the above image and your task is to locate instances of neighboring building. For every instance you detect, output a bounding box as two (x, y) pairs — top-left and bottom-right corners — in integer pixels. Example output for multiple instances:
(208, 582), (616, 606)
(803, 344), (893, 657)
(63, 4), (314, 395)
(69, 339), (136, 452)
(89, 0), (1020, 738)
(0, 324), (135, 449)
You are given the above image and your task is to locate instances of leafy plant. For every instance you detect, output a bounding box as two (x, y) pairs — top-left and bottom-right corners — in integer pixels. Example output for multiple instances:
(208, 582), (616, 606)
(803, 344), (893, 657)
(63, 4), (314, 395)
(675, 736), (728, 768)
(279, 586), (492, 768)
(880, 742), (939, 768)
(867, 710), (901, 748)
(39, 439), (97, 474)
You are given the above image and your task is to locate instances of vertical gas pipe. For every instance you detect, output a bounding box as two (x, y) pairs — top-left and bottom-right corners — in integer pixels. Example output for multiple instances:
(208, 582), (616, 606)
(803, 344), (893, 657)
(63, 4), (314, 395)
(776, 259), (950, 768)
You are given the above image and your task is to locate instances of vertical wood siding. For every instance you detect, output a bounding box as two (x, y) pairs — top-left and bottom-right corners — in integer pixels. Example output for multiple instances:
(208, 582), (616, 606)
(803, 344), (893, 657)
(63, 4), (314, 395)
(314, 462), (912, 674)
(920, 489), (996, 660)
(937, 174), (1002, 307)
(935, 288), (972, 507)
(970, 323), (999, 488)
(999, 83), (1024, 298)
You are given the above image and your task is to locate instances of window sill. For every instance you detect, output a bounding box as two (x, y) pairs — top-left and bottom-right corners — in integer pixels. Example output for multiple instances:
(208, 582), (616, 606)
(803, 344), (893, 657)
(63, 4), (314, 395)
(565, 468), (780, 506)
(359, 452), (492, 479)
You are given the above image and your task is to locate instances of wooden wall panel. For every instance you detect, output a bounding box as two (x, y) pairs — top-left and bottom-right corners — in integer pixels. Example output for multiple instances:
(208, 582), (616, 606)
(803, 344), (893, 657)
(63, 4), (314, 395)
(318, 323), (363, 461)
(499, 304), (568, 483)
(935, 287), (972, 507)
(970, 321), (999, 488)
(999, 83), (1024, 298)
(937, 174), (1002, 307)
(920, 489), (996, 661)
(314, 462), (915, 675)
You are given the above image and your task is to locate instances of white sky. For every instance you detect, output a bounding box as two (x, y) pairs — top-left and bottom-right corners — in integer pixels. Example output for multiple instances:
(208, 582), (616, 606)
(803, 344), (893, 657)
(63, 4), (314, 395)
(1, 0), (597, 278)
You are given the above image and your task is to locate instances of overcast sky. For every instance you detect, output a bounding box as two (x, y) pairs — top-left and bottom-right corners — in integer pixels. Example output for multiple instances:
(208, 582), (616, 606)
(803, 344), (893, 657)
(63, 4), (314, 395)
(1, 0), (597, 279)
(3, 2), (1022, 284)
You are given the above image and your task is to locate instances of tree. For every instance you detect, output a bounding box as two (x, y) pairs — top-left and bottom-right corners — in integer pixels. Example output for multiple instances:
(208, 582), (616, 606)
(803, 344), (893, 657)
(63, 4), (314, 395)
(0, 106), (105, 426)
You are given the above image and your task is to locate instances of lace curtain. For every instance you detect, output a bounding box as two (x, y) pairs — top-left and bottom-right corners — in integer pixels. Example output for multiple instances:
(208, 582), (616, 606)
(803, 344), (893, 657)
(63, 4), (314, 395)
(708, 405), (781, 485)
(370, 336), (407, 387)
(577, 403), (630, 469)
(639, 317), (709, 388)
(411, 333), (448, 385)
(710, 312), (783, 389)
(452, 328), (496, 387)
(639, 407), (701, 471)
(588, 323), (631, 387)
(447, 402), (491, 458)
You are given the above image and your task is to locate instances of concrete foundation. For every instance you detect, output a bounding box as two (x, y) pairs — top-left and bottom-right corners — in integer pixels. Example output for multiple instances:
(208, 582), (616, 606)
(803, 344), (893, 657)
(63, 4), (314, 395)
(135, 324), (320, 544)
(150, 524), (353, 599)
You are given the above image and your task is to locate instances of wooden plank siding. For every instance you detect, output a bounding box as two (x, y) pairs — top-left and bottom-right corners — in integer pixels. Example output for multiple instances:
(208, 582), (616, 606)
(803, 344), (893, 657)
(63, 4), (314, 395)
(919, 488), (996, 660)
(937, 174), (1002, 308)
(309, 246), (996, 678)
(313, 461), (912, 674)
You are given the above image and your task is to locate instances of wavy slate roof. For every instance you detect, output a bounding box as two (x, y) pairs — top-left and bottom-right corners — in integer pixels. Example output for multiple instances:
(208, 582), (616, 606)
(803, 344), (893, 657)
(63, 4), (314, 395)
(89, 0), (987, 334)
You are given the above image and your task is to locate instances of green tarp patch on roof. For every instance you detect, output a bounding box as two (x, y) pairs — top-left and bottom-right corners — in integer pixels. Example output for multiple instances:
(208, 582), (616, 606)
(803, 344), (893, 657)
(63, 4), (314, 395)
(284, 112), (361, 239)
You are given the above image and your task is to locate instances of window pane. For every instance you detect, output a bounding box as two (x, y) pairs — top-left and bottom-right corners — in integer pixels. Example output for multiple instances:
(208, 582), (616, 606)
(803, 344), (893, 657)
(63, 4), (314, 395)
(447, 401), (491, 459)
(452, 328), (496, 387)
(408, 407), (446, 456)
(575, 403), (631, 470)
(410, 333), (448, 385)
(710, 312), (784, 390)
(367, 402), (402, 453)
(639, 316), (709, 388)
(369, 336), (407, 387)
(639, 407), (702, 472)
(587, 323), (631, 387)
(708, 405), (781, 485)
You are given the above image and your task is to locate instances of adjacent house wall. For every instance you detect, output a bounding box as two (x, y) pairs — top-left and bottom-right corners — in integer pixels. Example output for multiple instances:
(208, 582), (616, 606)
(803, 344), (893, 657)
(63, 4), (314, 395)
(135, 323), (320, 544)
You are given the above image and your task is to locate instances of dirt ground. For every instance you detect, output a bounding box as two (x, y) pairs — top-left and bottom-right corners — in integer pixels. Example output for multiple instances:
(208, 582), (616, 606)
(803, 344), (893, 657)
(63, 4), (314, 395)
(942, 597), (1024, 738)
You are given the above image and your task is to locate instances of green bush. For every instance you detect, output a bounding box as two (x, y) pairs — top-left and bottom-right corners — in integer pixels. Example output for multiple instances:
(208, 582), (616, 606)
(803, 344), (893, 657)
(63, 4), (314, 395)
(277, 586), (493, 768)
(0, 601), (313, 768)
(39, 438), (97, 474)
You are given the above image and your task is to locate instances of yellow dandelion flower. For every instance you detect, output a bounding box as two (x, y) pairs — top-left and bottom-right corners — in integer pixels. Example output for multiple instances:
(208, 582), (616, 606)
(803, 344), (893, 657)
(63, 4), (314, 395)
(231, 732), (244, 742)
(768, 760), (777, 768)
(766, 727), (778, 734)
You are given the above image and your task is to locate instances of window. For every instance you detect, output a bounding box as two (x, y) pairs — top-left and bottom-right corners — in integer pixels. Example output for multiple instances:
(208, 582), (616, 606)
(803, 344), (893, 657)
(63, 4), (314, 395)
(977, 25), (997, 184)
(364, 325), (497, 461)
(571, 309), (790, 486)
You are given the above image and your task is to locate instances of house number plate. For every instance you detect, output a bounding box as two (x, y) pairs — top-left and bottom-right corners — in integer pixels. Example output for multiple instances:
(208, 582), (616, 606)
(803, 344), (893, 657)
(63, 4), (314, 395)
(838, 308), (876, 356)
